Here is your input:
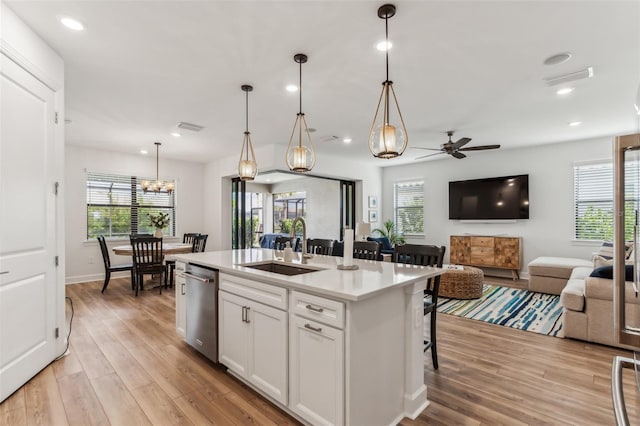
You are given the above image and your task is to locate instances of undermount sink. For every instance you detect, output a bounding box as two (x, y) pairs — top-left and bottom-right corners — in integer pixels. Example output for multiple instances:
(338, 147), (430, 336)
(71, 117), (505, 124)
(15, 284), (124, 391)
(242, 261), (322, 276)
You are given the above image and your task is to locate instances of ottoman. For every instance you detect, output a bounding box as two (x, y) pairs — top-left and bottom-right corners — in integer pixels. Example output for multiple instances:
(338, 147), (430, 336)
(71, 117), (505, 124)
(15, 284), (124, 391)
(439, 266), (484, 299)
(527, 256), (593, 295)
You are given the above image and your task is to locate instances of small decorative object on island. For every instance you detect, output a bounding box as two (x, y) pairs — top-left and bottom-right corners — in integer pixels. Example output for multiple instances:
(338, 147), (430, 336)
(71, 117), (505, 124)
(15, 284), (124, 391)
(369, 3), (408, 159)
(238, 84), (258, 181)
(149, 212), (170, 237)
(285, 53), (316, 173)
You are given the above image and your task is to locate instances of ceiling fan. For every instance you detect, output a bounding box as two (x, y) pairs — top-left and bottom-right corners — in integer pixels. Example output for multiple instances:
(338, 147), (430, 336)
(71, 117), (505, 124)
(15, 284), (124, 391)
(413, 131), (500, 160)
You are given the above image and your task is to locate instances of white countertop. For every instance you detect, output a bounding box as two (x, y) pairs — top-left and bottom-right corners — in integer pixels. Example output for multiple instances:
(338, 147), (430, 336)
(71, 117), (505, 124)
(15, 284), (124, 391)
(171, 248), (442, 302)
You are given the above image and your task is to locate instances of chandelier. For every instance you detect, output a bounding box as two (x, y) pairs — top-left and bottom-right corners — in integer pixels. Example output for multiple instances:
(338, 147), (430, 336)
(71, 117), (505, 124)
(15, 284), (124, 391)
(368, 3), (408, 159)
(285, 53), (316, 172)
(141, 142), (174, 194)
(238, 84), (258, 180)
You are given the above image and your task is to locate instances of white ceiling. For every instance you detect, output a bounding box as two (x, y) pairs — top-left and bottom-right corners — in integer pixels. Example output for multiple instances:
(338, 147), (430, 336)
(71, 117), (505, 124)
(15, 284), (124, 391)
(6, 1), (640, 167)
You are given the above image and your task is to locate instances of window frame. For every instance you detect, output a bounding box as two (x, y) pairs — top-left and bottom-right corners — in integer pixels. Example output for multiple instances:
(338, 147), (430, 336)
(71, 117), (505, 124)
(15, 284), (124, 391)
(86, 171), (176, 240)
(393, 180), (425, 236)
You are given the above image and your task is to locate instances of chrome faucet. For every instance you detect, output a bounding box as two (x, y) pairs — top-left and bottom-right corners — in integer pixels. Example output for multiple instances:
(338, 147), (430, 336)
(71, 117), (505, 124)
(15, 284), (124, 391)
(291, 216), (312, 258)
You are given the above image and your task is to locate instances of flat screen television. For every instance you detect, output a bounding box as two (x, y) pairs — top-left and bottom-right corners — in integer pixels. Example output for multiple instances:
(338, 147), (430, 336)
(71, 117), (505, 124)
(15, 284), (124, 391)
(449, 174), (529, 220)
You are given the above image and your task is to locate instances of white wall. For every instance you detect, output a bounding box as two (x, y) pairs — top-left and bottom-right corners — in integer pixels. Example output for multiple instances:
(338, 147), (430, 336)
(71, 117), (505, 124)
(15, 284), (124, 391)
(203, 144), (383, 251)
(65, 145), (205, 284)
(381, 136), (613, 277)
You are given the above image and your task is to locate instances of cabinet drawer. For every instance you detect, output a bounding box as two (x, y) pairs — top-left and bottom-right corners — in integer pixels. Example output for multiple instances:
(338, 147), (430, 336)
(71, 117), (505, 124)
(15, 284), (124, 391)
(470, 236), (494, 247)
(219, 273), (287, 310)
(470, 247), (494, 265)
(291, 291), (345, 329)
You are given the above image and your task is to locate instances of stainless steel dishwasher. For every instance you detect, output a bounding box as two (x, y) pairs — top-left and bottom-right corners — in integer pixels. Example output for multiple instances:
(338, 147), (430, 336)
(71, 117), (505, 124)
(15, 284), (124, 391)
(183, 263), (219, 362)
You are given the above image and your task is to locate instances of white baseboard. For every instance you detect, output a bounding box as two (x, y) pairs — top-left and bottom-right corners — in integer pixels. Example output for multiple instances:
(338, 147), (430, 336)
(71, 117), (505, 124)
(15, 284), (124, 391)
(65, 270), (130, 285)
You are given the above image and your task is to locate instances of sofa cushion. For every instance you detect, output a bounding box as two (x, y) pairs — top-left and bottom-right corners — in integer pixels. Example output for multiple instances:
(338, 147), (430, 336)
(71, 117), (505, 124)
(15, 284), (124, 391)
(528, 257), (593, 279)
(589, 264), (634, 281)
(560, 278), (585, 311)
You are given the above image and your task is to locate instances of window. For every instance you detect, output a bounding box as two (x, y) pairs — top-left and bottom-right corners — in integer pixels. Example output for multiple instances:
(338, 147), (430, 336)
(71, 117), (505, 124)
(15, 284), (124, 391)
(394, 181), (424, 235)
(273, 191), (306, 234)
(574, 162), (639, 241)
(86, 171), (176, 239)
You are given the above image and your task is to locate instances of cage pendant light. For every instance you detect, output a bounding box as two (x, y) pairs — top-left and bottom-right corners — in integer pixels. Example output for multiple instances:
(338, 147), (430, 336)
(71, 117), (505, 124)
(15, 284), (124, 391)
(368, 4), (408, 159)
(238, 84), (258, 181)
(141, 142), (174, 194)
(286, 53), (316, 173)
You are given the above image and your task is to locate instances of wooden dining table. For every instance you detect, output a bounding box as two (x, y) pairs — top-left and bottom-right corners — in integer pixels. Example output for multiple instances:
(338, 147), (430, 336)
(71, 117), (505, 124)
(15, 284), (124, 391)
(112, 242), (193, 256)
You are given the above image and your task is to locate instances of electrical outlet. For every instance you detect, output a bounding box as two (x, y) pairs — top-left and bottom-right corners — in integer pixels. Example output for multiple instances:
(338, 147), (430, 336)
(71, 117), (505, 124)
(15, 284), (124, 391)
(88, 256), (95, 264)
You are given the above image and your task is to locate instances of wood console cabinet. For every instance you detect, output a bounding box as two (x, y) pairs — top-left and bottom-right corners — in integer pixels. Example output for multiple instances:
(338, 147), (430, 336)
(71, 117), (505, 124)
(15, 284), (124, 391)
(450, 235), (522, 279)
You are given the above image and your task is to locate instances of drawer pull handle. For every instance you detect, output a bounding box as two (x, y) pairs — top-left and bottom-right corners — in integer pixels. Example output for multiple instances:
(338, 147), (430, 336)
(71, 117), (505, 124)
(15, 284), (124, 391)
(245, 306), (251, 323)
(181, 283), (185, 295)
(305, 304), (324, 313)
(304, 323), (322, 333)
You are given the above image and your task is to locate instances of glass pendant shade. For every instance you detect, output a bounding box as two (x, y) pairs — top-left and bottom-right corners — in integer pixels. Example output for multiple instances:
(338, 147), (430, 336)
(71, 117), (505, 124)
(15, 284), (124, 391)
(369, 4), (408, 159)
(141, 142), (174, 194)
(238, 84), (258, 181)
(286, 53), (316, 173)
(286, 112), (316, 172)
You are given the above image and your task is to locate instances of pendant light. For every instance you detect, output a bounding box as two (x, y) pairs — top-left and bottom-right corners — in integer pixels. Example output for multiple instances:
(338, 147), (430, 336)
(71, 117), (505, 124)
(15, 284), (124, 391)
(238, 84), (258, 181)
(141, 142), (174, 194)
(368, 4), (408, 159)
(286, 53), (316, 173)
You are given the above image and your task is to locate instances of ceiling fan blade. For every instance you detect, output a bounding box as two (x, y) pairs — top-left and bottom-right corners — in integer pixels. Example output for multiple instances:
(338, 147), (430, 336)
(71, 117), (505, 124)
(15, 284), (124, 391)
(452, 151), (467, 159)
(415, 151), (446, 160)
(459, 144), (501, 151)
(452, 137), (471, 150)
(411, 147), (443, 151)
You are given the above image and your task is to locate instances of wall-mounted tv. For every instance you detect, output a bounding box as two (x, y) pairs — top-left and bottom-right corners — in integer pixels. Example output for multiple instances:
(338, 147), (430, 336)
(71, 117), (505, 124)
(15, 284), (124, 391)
(449, 174), (529, 220)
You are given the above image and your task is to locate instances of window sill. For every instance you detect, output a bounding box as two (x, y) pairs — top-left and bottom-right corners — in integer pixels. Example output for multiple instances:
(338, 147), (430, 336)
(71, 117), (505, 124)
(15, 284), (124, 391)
(83, 236), (180, 246)
(571, 239), (605, 246)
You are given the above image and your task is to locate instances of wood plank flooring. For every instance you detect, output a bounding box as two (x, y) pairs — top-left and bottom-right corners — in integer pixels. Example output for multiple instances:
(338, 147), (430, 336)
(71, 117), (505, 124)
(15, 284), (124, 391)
(1, 276), (638, 425)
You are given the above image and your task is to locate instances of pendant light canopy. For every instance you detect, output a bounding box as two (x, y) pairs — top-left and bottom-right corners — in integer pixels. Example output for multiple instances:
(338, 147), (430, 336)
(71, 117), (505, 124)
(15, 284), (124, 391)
(368, 4), (408, 159)
(141, 142), (174, 194)
(238, 84), (258, 181)
(286, 53), (316, 173)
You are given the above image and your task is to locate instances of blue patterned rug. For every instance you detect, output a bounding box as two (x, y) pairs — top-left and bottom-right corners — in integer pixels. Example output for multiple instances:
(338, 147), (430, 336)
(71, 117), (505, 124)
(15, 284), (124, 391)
(435, 284), (563, 337)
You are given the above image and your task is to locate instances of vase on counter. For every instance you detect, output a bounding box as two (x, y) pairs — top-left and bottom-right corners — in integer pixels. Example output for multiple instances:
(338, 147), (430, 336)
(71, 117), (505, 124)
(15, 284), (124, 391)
(154, 229), (162, 238)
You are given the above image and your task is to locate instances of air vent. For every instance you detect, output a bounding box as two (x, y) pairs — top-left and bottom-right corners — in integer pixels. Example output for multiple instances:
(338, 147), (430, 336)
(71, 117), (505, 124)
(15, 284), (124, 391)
(545, 67), (593, 87)
(318, 135), (339, 143)
(177, 122), (204, 132)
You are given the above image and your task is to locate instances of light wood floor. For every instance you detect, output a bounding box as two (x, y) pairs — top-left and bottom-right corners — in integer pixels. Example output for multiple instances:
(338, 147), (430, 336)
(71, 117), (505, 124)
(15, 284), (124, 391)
(1, 276), (639, 425)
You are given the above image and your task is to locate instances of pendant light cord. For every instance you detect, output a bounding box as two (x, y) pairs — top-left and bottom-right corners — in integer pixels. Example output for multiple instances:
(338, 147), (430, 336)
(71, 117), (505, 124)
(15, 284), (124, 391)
(156, 143), (159, 181)
(299, 59), (303, 115)
(385, 14), (389, 82)
(245, 89), (249, 133)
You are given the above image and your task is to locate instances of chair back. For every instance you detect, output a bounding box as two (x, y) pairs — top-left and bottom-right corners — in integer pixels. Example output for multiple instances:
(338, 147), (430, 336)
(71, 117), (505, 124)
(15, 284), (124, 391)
(183, 233), (200, 245)
(130, 236), (164, 272)
(394, 244), (446, 296)
(274, 236), (299, 251)
(97, 235), (111, 268)
(353, 241), (380, 260)
(307, 238), (334, 255)
(192, 234), (208, 253)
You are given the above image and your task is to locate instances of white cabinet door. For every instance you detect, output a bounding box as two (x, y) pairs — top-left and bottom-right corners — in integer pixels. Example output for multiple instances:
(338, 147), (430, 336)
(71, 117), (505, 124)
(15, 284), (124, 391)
(0, 54), (59, 402)
(174, 270), (186, 337)
(248, 300), (288, 405)
(289, 316), (344, 426)
(218, 291), (250, 376)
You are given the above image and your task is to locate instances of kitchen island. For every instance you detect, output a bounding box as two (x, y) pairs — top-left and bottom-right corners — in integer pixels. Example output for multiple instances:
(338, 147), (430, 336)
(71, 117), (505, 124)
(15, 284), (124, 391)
(171, 248), (443, 426)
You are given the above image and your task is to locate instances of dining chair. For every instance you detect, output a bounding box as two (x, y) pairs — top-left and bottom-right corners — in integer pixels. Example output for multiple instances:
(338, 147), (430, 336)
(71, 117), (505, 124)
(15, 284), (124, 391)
(274, 236), (299, 252)
(353, 240), (380, 260)
(97, 235), (134, 293)
(165, 232), (201, 288)
(306, 238), (334, 255)
(192, 234), (208, 253)
(130, 236), (165, 296)
(394, 244), (446, 369)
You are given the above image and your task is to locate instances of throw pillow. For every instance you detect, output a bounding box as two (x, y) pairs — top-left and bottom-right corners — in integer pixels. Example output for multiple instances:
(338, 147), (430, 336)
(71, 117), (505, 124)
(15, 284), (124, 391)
(589, 264), (634, 281)
(592, 255), (613, 269)
(367, 236), (393, 251)
(593, 241), (633, 260)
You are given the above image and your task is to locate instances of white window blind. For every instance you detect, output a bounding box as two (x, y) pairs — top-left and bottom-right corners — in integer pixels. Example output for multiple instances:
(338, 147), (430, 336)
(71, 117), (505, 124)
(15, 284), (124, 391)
(574, 162), (639, 241)
(394, 181), (424, 235)
(87, 171), (176, 239)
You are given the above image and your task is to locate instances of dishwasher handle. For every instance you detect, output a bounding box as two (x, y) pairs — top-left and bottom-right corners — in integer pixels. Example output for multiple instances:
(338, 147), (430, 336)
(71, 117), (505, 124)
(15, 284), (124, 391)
(183, 272), (214, 283)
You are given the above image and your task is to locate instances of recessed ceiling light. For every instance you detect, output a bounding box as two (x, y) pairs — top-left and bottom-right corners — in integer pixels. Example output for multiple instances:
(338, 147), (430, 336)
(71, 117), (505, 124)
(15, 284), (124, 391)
(286, 84), (298, 92)
(556, 87), (574, 95)
(170, 132), (181, 137)
(140, 149), (148, 155)
(59, 16), (85, 31)
(343, 138), (352, 143)
(376, 40), (392, 51)
(265, 179), (272, 182)
(568, 121), (582, 127)
(543, 52), (572, 66)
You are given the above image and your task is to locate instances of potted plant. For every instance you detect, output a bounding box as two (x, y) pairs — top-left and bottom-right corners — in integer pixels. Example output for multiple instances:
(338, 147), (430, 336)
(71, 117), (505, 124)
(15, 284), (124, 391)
(373, 219), (405, 245)
(149, 212), (170, 237)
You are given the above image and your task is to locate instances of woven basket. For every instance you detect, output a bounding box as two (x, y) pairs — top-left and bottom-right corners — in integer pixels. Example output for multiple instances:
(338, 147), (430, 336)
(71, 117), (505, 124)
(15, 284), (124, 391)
(439, 266), (484, 299)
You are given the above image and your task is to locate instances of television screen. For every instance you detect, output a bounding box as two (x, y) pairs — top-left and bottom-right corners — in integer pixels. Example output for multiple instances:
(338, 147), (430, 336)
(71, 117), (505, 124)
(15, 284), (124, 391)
(449, 175), (529, 220)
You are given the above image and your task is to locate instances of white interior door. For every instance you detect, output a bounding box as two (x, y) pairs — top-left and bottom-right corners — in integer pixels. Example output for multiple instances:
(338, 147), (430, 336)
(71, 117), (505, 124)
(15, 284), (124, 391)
(0, 53), (58, 402)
